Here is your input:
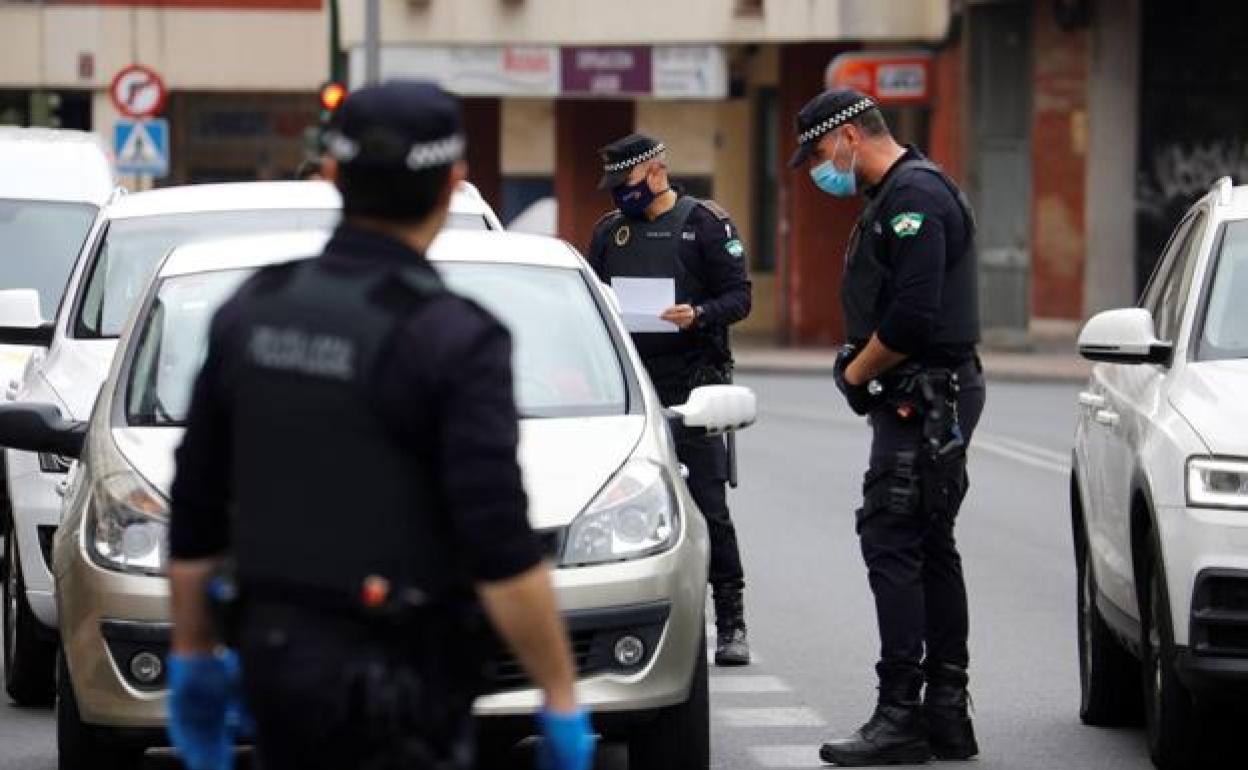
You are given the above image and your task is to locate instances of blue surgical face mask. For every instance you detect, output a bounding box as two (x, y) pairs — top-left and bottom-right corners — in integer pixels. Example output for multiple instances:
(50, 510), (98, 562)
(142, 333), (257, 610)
(613, 175), (662, 219)
(810, 138), (857, 197)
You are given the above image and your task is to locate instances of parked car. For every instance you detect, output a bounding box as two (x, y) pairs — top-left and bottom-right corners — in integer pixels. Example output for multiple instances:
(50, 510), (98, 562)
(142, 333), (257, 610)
(0, 126), (119, 704)
(0, 179), (501, 707)
(1072, 176), (1248, 768)
(0, 226), (754, 769)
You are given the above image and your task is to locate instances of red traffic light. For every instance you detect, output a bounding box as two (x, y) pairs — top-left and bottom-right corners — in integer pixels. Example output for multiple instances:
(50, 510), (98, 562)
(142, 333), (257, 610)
(319, 82), (347, 112)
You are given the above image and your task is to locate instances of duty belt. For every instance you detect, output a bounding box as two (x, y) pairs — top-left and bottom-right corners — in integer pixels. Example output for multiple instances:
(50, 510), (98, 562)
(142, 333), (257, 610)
(881, 358), (978, 461)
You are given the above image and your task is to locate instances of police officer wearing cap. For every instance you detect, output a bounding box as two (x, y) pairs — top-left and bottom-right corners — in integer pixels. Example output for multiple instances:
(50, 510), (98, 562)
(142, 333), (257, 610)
(586, 134), (753, 666)
(166, 80), (594, 770)
(789, 89), (986, 767)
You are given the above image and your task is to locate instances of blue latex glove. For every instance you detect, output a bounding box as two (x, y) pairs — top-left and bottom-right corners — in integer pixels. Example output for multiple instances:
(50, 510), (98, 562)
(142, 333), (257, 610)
(167, 651), (240, 770)
(537, 707), (595, 770)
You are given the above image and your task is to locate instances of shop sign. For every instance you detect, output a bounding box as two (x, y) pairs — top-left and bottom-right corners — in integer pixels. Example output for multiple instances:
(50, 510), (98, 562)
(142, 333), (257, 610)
(561, 47), (651, 97)
(825, 51), (932, 106)
(353, 45), (726, 100)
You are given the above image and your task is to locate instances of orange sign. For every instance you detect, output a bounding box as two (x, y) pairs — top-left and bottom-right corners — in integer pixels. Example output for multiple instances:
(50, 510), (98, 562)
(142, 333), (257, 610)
(826, 51), (933, 106)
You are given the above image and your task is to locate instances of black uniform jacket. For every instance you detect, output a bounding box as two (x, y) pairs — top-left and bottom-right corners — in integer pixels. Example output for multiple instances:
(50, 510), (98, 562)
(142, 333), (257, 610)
(585, 193), (752, 387)
(168, 225), (543, 585)
(865, 146), (974, 365)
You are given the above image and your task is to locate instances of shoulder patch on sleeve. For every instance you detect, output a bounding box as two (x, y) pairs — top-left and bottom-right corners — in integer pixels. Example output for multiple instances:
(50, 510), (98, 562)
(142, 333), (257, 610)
(889, 211), (926, 238)
(695, 198), (732, 221)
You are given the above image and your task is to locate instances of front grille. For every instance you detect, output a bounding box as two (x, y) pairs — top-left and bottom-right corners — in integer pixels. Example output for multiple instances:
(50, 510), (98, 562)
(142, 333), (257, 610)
(1191, 571), (1248, 657)
(488, 630), (597, 690)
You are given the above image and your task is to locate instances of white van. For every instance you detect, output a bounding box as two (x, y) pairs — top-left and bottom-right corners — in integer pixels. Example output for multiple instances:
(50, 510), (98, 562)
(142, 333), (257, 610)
(0, 127), (116, 704)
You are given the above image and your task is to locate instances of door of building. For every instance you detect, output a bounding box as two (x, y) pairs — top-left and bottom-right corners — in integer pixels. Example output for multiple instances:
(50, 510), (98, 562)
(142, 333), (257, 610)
(967, 1), (1032, 343)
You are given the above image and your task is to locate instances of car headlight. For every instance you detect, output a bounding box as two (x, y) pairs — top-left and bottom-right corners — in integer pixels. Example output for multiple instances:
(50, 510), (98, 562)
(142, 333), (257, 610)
(1187, 457), (1248, 510)
(561, 459), (679, 567)
(82, 409), (169, 576)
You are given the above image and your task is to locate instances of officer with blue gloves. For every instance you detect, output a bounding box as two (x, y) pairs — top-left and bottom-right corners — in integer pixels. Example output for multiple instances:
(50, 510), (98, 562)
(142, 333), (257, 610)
(166, 80), (594, 770)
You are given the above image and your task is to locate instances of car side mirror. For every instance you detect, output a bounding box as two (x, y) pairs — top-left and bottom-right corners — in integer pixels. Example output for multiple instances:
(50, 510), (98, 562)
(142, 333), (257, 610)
(1078, 308), (1174, 366)
(0, 289), (52, 347)
(668, 385), (757, 435)
(0, 403), (87, 458)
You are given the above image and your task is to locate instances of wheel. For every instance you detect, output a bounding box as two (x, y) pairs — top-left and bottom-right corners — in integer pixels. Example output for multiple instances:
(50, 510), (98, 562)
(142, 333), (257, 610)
(56, 650), (147, 770)
(3, 523), (56, 705)
(1141, 551), (1199, 769)
(627, 626), (709, 770)
(1073, 502), (1142, 725)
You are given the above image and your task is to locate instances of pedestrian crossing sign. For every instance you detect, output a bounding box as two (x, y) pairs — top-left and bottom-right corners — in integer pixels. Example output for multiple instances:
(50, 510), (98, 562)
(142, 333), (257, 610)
(114, 118), (169, 177)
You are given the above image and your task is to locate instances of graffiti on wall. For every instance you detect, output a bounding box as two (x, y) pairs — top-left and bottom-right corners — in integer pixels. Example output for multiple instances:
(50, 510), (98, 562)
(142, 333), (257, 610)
(1138, 139), (1248, 220)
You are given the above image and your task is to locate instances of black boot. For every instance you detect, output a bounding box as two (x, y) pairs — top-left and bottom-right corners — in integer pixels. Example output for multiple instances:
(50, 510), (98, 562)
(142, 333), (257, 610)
(924, 665), (978, 760)
(712, 585), (750, 666)
(819, 682), (930, 767)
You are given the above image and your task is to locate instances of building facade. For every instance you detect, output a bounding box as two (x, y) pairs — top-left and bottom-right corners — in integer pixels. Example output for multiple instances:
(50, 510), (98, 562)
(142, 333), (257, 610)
(0, 0), (329, 185)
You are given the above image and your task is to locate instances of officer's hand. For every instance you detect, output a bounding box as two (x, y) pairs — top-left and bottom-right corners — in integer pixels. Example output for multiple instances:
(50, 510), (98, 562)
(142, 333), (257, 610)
(167, 650), (242, 770)
(833, 346), (879, 416)
(660, 304), (697, 329)
(538, 706), (595, 770)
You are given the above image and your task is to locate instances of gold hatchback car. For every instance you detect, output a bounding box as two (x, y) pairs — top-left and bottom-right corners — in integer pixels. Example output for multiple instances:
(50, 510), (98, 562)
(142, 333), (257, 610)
(0, 227), (756, 770)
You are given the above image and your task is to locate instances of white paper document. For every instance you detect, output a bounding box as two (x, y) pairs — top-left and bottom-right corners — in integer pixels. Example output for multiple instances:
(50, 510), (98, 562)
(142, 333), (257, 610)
(612, 277), (678, 333)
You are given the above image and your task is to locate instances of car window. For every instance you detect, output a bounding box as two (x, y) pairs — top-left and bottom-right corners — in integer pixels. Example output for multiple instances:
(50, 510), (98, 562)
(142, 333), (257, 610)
(126, 262), (628, 426)
(0, 199), (97, 319)
(1141, 215), (1193, 315)
(447, 212), (490, 230)
(439, 262), (628, 418)
(75, 209), (338, 339)
(1197, 219), (1248, 361)
(1153, 211), (1207, 343)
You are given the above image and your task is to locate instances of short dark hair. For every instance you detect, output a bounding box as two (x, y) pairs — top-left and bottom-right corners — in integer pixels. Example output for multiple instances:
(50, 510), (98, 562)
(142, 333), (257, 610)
(336, 163), (452, 224)
(850, 107), (890, 138)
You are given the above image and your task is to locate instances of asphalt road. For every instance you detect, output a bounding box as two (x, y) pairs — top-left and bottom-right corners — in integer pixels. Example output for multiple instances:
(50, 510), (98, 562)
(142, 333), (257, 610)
(0, 375), (1205, 769)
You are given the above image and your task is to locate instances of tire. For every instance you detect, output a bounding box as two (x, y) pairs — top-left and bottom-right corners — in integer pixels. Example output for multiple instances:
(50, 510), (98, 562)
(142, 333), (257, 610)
(56, 650), (147, 770)
(1141, 551), (1199, 770)
(3, 523), (55, 705)
(1073, 504), (1142, 726)
(628, 626), (709, 770)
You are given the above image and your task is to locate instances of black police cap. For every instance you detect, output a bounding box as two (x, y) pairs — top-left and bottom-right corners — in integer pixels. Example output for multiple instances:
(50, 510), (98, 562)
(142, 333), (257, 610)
(788, 88), (877, 168)
(326, 79), (465, 172)
(597, 133), (666, 191)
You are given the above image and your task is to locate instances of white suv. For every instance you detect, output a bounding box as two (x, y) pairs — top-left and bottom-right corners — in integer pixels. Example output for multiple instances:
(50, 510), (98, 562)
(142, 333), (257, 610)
(1072, 176), (1248, 768)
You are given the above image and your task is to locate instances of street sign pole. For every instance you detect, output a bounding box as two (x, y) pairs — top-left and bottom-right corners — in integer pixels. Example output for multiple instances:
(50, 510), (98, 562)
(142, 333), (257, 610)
(364, 0), (381, 86)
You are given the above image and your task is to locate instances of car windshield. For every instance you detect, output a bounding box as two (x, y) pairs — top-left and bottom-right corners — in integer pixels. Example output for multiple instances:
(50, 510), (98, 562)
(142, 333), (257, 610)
(75, 209), (339, 339)
(127, 261), (627, 426)
(0, 199), (97, 319)
(1198, 219), (1248, 361)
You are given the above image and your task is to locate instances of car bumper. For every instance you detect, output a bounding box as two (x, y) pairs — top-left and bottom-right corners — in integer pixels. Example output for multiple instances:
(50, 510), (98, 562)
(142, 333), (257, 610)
(5, 447), (67, 629)
(56, 501), (710, 731)
(1157, 504), (1248, 648)
(1175, 646), (1248, 696)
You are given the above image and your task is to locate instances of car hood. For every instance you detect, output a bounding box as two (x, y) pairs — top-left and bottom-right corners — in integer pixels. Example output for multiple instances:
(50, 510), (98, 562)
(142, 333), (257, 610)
(1169, 359), (1248, 456)
(112, 414), (646, 530)
(43, 339), (118, 418)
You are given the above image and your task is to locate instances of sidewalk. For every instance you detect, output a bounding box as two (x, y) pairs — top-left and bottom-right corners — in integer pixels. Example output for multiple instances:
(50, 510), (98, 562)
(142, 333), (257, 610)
(734, 344), (1091, 383)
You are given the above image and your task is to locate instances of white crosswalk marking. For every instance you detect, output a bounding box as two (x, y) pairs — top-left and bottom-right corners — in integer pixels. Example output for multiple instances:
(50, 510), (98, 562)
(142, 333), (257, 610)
(716, 706), (827, 728)
(709, 675), (792, 694)
(748, 745), (823, 768)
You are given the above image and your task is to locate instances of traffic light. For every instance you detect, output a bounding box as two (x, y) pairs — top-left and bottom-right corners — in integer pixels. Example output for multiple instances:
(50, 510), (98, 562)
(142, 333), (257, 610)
(319, 81), (347, 122)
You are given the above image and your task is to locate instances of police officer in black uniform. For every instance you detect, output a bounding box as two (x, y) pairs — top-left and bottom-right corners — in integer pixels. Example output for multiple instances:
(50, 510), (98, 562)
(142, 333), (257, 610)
(586, 134), (753, 666)
(166, 81), (593, 770)
(789, 89), (986, 766)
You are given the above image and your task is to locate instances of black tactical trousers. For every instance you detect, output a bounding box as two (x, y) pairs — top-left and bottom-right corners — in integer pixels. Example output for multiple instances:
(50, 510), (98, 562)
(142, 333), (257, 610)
(676, 430), (745, 590)
(856, 365), (986, 693)
(238, 603), (474, 770)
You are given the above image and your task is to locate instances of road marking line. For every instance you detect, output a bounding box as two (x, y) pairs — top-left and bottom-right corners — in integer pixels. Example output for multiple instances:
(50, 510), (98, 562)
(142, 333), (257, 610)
(985, 433), (1070, 464)
(973, 438), (1067, 475)
(709, 675), (792, 694)
(748, 745), (823, 768)
(716, 707), (826, 728)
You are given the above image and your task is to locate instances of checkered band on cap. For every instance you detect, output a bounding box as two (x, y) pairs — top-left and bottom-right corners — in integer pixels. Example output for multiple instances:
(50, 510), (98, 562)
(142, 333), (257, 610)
(405, 135), (465, 171)
(602, 142), (667, 173)
(797, 97), (876, 145)
(326, 132), (465, 171)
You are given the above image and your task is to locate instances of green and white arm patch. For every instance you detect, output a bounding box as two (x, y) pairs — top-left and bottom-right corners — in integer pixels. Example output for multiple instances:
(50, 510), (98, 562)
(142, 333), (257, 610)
(890, 212), (926, 238)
